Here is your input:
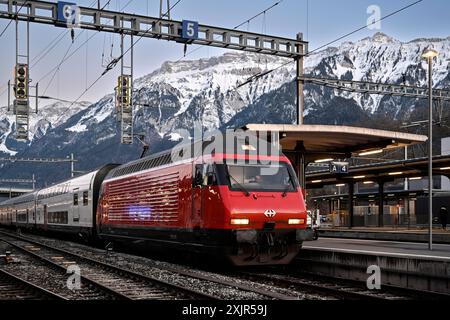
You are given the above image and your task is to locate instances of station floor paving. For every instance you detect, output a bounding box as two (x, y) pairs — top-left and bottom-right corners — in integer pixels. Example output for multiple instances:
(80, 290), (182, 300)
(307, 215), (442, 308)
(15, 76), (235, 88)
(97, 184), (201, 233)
(318, 227), (450, 244)
(321, 227), (450, 234)
(303, 237), (450, 261)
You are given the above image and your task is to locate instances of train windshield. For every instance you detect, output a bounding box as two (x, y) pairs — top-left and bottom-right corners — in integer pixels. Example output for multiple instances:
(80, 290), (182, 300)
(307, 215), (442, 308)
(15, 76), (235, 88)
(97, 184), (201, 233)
(224, 162), (297, 193)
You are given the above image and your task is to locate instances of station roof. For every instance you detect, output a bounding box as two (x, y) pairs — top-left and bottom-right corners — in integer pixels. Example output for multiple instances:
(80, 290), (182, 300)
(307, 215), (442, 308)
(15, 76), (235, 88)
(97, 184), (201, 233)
(0, 188), (33, 195)
(306, 155), (450, 188)
(309, 189), (428, 201)
(241, 124), (427, 161)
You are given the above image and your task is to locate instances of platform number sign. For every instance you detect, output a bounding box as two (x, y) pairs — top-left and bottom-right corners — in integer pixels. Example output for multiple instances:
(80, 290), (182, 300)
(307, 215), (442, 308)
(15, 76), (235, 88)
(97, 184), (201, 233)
(330, 162), (349, 174)
(57, 2), (80, 28)
(182, 20), (199, 40)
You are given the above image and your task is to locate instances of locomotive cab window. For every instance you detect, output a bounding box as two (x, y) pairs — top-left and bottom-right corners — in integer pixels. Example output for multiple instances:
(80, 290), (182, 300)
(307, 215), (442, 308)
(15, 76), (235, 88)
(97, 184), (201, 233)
(194, 164), (219, 187)
(205, 165), (218, 186)
(194, 165), (203, 187)
(83, 191), (89, 206)
(73, 193), (78, 206)
(224, 162), (297, 193)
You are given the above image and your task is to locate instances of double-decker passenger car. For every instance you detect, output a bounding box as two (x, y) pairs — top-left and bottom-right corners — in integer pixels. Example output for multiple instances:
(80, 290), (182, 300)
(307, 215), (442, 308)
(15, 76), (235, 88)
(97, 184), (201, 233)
(0, 165), (116, 240)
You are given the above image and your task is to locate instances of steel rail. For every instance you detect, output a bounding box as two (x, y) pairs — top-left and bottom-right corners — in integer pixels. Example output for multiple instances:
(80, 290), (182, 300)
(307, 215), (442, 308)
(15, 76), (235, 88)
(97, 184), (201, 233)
(0, 231), (219, 300)
(0, 268), (68, 300)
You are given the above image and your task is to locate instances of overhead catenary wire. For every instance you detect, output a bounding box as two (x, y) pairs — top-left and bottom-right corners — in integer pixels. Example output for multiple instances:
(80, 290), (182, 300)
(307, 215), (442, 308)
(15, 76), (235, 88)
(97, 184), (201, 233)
(102, 0), (184, 76)
(4, 0), (133, 117)
(42, 36), (80, 95)
(0, 0), (100, 99)
(38, 0), (130, 90)
(31, 0), (99, 66)
(309, 0), (423, 55)
(176, 0), (285, 63)
(0, 0), (28, 38)
(30, 30), (67, 66)
(234, 0), (424, 89)
(0, 1), (30, 97)
(101, 0), (112, 67)
(233, 0), (284, 30)
(38, 0), (116, 93)
(50, 0), (184, 125)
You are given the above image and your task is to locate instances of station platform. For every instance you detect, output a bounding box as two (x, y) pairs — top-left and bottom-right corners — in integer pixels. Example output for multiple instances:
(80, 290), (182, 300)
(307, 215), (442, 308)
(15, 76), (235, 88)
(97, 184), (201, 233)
(297, 237), (450, 294)
(303, 237), (450, 261)
(319, 227), (450, 244)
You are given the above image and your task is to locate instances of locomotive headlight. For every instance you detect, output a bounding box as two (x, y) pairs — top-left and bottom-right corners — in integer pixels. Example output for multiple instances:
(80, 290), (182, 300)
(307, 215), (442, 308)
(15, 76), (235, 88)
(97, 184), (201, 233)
(289, 219), (305, 225)
(231, 218), (250, 225)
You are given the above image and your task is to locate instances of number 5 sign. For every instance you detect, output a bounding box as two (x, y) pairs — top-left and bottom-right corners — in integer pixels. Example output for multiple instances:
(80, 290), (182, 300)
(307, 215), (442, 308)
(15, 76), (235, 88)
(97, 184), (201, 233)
(182, 20), (199, 40)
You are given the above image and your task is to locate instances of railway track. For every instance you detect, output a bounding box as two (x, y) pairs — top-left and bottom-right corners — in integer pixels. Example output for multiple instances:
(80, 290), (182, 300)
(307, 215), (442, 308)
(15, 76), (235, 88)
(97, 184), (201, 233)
(0, 268), (66, 300)
(292, 270), (450, 300)
(0, 231), (218, 300)
(0, 231), (304, 300)
(233, 271), (407, 300)
(6, 230), (437, 301)
(1, 244), (133, 300)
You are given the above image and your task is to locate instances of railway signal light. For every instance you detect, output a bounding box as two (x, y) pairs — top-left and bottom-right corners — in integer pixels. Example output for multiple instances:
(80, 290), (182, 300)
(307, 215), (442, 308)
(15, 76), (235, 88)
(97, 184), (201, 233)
(117, 75), (132, 106)
(14, 64), (29, 100)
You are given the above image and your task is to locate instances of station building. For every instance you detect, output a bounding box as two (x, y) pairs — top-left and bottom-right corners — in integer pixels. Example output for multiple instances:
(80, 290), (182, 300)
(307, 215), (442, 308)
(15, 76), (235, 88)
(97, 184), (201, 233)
(306, 138), (450, 228)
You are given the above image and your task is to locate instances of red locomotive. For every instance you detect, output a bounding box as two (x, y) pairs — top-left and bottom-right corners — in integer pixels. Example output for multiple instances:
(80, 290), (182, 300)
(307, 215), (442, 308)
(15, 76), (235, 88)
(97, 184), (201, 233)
(0, 135), (312, 266)
(97, 137), (311, 266)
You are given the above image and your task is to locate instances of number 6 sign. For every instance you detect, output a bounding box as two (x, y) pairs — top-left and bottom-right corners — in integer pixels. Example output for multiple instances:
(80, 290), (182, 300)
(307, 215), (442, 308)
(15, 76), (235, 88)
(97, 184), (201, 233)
(57, 2), (80, 28)
(182, 20), (199, 40)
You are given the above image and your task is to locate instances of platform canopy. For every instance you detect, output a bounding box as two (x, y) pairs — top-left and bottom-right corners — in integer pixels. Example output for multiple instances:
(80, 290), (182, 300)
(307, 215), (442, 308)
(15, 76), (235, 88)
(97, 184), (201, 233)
(0, 188), (33, 202)
(240, 124), (427, 162)
(306, 155), (450, 188)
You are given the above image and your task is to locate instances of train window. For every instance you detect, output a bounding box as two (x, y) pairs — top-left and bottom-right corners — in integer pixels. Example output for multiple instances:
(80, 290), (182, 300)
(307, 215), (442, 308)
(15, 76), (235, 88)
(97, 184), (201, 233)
(194, 165), (203, 187)
(48, 211), (68, 224)
(83, 191), (88, 206)
(73, 193), (79, 206)
(205, 165), (217, 186)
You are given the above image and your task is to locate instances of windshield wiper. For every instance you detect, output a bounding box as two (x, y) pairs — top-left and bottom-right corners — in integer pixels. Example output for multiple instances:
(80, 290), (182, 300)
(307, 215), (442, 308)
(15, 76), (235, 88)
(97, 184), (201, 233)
(227, 172), (251, 197)
(282, 177), (294, 197)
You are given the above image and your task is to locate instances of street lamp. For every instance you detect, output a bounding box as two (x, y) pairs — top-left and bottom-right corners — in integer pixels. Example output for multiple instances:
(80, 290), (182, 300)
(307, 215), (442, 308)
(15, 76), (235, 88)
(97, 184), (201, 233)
(422, 47), (439, 251)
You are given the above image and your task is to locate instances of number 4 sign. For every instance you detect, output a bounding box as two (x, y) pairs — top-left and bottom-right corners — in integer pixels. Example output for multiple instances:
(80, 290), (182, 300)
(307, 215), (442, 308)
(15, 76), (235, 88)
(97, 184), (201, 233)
(329, 162), (349, 174)
(182, 20), (199, 40)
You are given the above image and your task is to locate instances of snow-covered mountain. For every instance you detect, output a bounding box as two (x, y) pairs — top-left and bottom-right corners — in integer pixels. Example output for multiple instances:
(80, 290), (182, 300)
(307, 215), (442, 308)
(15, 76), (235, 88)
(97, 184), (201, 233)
(0, 101), (91, 155)
(1, 32), (449, 185)
(304, 32), (450, 117)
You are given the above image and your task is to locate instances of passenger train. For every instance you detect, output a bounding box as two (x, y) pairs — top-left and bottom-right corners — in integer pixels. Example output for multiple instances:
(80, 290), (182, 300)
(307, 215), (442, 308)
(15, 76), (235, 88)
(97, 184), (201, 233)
(0, 135), (312, 266)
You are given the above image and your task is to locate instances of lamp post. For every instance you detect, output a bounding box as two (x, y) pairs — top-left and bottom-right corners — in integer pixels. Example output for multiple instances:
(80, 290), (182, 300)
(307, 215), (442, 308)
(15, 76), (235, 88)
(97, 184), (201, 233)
(422, 48), (439, 251)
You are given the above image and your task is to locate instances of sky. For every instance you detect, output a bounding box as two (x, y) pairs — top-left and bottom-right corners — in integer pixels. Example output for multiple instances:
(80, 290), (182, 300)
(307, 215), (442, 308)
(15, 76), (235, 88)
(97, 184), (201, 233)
(0, 0), (449, 107)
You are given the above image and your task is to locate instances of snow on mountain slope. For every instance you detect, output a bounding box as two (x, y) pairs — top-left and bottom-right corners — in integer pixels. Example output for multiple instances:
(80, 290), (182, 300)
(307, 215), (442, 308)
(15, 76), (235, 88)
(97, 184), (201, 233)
(0, 100), (91, 155)
(304, 33), (450, 114)
(1, 33), (449, 179)
(132, 52), (293, 133)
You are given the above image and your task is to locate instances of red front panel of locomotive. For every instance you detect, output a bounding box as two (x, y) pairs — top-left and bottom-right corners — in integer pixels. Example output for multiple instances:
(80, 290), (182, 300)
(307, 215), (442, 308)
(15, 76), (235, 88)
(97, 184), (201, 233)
(199, 154), (308, 231)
